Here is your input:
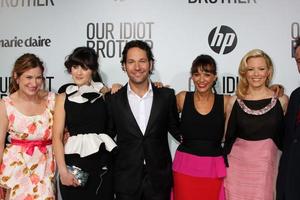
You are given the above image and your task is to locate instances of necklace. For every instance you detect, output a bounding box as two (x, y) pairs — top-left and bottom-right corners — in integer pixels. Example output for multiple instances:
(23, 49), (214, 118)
(237, 96), (277, 115)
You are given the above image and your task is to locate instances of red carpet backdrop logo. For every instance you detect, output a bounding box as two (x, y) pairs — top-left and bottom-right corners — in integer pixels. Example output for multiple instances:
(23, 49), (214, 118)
(208, 25), (238, 55)
(86, 22), (154, 58)
(0, 0), (54, 7)
(291, 22), (300, 58)
(188, 0), (257, 4)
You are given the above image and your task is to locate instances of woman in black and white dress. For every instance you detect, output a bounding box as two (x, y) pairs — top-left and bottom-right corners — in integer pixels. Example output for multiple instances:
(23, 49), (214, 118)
(52, 47), (116, 200)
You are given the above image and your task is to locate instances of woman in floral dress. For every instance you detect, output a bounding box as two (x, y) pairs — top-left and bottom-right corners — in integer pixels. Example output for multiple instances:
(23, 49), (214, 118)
(0, 53), (56, 200)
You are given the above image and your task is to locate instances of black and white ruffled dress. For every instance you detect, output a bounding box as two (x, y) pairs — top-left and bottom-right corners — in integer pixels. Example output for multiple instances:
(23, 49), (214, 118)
(59, 81), (116, 200)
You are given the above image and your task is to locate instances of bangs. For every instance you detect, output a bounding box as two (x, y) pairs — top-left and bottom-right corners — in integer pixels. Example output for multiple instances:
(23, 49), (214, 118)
(191, 65), (216, 75)
(71, 56), (94, 70)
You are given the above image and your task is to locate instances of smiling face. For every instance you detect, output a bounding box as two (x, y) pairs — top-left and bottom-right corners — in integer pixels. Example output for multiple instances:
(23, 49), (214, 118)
(192, 67), (217, 93)
(70, 65), (93, 86)
(123, 47), (152, 86)
(245, 56), (270, 89)
(15, 67), (44, 96)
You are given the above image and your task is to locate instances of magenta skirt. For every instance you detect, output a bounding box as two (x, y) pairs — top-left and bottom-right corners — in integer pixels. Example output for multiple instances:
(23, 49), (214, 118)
(172, 151), (226, 200)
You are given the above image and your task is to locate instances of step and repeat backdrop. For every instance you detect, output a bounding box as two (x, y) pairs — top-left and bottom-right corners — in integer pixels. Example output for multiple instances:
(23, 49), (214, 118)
(1, 0), (300, 156)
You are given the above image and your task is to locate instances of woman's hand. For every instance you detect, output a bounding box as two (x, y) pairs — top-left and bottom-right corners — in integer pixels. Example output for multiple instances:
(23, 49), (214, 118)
(111, 83), (123, 94)
(153, 82), (169, 88)
(100, 86), (111, 94)
(60, 170), (80, 187)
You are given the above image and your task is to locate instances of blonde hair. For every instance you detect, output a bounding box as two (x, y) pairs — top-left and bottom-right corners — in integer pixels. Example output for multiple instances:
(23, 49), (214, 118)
(236, 49), (273, 99)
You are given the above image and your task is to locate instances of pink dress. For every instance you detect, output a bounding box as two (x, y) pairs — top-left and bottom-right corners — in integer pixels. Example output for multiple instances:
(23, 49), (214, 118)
(0, 92), (56, 200)
(225, 138), (278, 200)
(224, 97), (284, 200)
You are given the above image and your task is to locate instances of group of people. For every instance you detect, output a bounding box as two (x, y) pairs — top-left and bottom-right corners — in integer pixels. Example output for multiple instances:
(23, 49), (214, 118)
(0, 38), (299, 200)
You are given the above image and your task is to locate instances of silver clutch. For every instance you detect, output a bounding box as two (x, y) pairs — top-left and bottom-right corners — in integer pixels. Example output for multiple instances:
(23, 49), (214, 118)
(67, 165), (89, 186)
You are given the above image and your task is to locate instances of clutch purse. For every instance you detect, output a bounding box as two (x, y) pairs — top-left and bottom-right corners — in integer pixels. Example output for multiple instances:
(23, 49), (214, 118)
(0, 184), (11, 200)
(67, 165), (89, 186)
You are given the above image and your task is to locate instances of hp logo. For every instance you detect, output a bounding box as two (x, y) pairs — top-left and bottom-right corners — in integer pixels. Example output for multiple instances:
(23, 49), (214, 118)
(208, 25), (238, 54)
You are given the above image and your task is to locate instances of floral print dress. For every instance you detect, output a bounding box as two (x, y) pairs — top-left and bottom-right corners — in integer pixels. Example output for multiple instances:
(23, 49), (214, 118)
(0, 92), (56, 200)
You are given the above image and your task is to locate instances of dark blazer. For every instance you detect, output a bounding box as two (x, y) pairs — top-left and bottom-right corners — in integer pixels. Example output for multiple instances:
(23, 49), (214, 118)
(106, 83), (180, 194)
(277, 87), (300, 200)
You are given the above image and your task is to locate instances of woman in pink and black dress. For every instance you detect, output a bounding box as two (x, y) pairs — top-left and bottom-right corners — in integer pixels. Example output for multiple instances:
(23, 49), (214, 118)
(173, 55), (230, 200)
(224, 49), (288, 200)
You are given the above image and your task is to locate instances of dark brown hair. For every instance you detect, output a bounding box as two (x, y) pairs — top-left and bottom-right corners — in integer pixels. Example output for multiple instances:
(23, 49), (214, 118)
(190, 54), (217, 75)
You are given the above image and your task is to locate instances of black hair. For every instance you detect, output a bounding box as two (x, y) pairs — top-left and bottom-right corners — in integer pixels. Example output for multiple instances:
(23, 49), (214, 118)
(64, 47), (102, 81)
(190, 54), (217, 75)
(121, 40), (155, 74)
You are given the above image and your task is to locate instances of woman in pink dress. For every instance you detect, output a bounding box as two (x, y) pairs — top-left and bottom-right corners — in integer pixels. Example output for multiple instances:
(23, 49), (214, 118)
(0, 54), (56, 199)
(224, 49), (289, 200)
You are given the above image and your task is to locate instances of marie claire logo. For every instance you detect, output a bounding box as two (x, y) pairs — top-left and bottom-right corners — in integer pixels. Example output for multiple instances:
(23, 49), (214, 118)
(188, 0), (256, 4)
(1, 0), (54, 7)
(0, 36), (51, 48)
(86, 22), (154, 58)
(291, 22), (300, 58)
(208, 25), (237, 55)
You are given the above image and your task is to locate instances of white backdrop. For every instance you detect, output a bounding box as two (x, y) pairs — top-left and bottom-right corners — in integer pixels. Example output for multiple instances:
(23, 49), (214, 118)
(1, 0), (300, 178)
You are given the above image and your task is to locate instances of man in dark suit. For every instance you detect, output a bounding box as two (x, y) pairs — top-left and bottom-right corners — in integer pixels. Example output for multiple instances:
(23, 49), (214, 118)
(277, 37), (300, 200)
(107, 40), (181, 200)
